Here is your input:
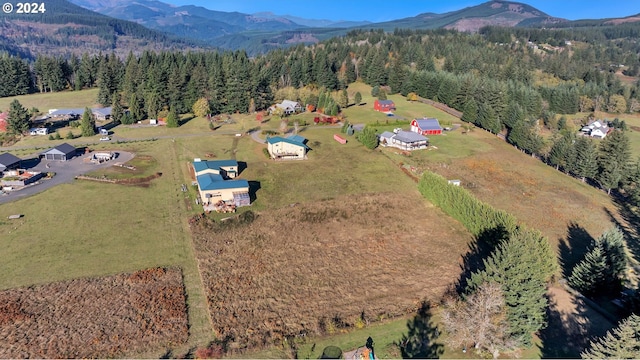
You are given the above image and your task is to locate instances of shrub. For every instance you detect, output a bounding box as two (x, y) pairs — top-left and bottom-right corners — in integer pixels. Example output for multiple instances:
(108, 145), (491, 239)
(263, 148), (271, 159)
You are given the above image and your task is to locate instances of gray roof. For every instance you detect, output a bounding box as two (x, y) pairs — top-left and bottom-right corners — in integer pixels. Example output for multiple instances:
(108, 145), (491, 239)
(92, 107), (112, 117)
(49, 108), (85, 116)
(394, 130), (428, 143)
(414, 118), (442, 131)
(43, 143), (76, 156)
(0, 153), (21, 167)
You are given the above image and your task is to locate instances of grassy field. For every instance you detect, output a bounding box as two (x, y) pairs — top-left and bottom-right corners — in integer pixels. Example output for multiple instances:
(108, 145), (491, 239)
(0, 139), (214, 356)
(0, 88), (100, 113)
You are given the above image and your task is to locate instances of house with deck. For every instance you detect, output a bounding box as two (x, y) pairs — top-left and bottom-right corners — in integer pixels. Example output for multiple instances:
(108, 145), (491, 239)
(411, 118), (443, 135)
(192, 159), (250, 210)
(266, 134), (309, 160)
(379, 129), (428, 151)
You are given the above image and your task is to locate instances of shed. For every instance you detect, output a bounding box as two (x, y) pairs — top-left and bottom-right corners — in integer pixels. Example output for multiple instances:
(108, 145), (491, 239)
(0, 153), (21, 172)
(411, 118), (443, 135)
(42, 143), (77, 161)
(374, 99), (396, 112)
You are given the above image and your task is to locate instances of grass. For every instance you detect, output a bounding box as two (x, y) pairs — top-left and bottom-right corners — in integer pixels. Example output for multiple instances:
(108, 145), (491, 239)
(0, 139), (214, 356)
(0, 88), (100, 113)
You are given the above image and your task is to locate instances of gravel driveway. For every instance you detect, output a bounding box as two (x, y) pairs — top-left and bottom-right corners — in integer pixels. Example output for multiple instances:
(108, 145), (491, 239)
(0, 150), (134, 205)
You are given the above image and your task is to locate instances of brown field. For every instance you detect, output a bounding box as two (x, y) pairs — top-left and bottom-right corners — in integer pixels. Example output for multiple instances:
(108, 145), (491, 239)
(0, 267), (188, 358)
(190, 192), (471, 353)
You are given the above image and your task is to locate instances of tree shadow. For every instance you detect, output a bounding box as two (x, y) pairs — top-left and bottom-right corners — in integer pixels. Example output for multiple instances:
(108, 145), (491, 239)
(179, 115), (196, 126)
(248, 180), (261, 203)
(558, 222), (594, 278)
(538, 288), (615, 358)
(395, 301), (444, 359)
(605, 200), (640, 262)
(455, 225), (509, 294)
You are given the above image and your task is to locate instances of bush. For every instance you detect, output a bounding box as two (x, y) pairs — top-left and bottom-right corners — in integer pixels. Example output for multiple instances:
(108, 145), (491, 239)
(418, 172), (517, 237)
(65, 131), (74, 139)
(263, 148), (271, 159)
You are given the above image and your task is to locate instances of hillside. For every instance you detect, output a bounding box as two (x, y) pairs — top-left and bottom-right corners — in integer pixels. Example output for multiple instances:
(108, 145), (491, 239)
(0, 0), (206, 58)
(367, 1), (566, 32)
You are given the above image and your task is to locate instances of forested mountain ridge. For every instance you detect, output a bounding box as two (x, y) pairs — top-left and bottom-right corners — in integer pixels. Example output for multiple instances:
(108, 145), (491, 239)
(0, 0), (208, 59)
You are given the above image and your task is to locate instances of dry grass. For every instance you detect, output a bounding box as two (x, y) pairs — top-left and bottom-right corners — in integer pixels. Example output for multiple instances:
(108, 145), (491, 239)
(0, 267), (188, 358)
(190, 192), (471, 353)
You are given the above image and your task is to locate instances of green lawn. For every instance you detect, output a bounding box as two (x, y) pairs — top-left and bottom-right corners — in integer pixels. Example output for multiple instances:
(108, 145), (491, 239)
(0, 88), (100, 113)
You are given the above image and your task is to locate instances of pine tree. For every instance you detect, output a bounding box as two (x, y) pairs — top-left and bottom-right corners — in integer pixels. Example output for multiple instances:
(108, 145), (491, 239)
(339, 89), (349, 108)
(354, 92), (362, 106)
(573, 137), (598, 182)
(548, 133), (575, 171)
(467, 229), (558, 347)
(111, 94), (124, 125)
(597, 130), (631, 194)
(7, 99), (30, 135)
(568, 244), (607, 296)
(462, 99), (478, 124)
(582, 314), (640, 359)
(166, 106), (179, 128)
(80, 107), (96, 137)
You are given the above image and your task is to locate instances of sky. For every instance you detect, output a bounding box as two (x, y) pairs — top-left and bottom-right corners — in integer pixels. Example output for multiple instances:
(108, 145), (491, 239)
(163, 1), (640, 22)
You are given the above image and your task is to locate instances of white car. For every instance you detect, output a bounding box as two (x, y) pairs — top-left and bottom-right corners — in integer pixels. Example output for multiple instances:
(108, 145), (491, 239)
(99, 136), (111, 141)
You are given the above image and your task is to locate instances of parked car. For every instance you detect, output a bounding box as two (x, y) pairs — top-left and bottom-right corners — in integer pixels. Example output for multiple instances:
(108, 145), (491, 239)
(99, 136), (111, 141)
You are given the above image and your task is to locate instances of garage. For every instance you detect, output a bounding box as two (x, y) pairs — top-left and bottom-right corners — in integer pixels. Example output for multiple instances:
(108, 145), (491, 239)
(42, 143), (77, 161)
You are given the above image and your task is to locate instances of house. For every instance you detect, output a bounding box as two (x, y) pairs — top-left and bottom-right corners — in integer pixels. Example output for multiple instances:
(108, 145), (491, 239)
(29, 127), (49, 136)
(379, 129), (428, 151)
(411, 118), (443, 135)
(192, 159), (250, 209)
(374, 99), (396, 112)
(581, 120), (611, 139)
(92, 107), (112, 121)
(42, 143), (77, 161)
(0, 153), (21, 172)
(48, 108), (84, 120)
(0, 112), (7, 132)
(266, 134), (309, 160)
(269, 100), (302, 115)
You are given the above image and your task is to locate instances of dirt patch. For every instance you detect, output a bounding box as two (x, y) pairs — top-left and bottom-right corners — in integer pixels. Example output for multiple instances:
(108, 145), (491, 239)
(0, 267), (188, 358)
(540, 285), (615, 357)
(190, 192), (471, 353)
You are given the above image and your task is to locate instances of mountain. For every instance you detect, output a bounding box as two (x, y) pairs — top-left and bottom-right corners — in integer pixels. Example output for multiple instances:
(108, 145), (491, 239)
(0, 0), (207, 58)
(67, 0), (307, 40)
(252, 12), (372, 28)
(365, 1), (566, 32)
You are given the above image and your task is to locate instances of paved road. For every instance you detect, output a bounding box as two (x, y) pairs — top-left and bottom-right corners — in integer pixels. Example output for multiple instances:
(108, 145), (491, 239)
(0, 151), (134, 205)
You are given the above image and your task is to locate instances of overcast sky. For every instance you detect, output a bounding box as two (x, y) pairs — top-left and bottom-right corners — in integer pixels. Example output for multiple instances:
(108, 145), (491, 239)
(163, 1), (640, 22)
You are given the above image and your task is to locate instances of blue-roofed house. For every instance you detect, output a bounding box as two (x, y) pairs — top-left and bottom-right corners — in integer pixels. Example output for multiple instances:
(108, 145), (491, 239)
(379, 129), (428, 151)
(411, 118), (443, 135)
(266, 134), (309, 160)
(192, 159), (250, 209)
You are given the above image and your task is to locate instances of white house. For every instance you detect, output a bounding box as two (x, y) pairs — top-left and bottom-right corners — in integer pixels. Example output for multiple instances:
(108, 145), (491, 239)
(266, 134), (309, 160)
(581, 120), (610, 139)
(29, 128), (49, 136)
(269, 100), (302, 115)
(379, 129), (428, 151)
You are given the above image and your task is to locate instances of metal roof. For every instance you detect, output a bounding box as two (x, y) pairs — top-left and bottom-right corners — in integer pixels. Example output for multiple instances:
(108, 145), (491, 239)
(196, 174), (249, 191)
(266, 136), (310, 149)
(376, 100), (395, 105)
(414, 118), (442, 130)
(43, 143), (76, 156)
(394, 130), (428, 143)
(193, 159), (238, 173)
(0, 152), (21, 167)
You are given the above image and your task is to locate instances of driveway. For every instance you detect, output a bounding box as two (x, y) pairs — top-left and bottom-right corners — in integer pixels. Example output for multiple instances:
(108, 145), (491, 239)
(0, 150), (134, 205)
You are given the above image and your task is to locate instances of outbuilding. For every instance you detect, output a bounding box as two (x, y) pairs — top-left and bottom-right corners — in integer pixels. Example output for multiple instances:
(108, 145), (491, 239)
(411, 118), (443, 135)
(42, 143), (77, 161)
(0, 153), (21, 172)
(266, 134), (309, 160)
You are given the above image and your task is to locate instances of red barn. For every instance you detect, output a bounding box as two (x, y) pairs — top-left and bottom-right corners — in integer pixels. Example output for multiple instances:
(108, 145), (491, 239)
(374, 99), (395, 112)
(0, 112), (7, 132)
(411, 118), (443, 135)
